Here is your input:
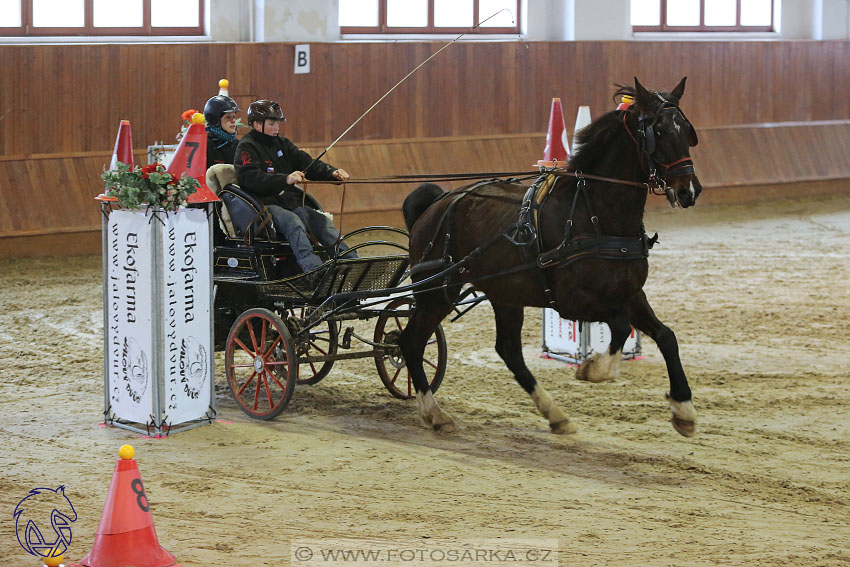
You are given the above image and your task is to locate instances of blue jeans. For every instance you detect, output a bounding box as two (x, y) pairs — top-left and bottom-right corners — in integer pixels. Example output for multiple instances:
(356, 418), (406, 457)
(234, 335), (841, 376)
(266, 205), (356, 272)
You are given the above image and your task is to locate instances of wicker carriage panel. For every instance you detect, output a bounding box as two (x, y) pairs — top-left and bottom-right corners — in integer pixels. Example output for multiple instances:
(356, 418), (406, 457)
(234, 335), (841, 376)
(256, 256), (409, 301)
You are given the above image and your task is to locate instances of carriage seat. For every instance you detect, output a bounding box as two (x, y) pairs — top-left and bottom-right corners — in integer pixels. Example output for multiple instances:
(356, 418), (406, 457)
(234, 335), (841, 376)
(206, 164), (327, 244)
(206, 164), (277, 241)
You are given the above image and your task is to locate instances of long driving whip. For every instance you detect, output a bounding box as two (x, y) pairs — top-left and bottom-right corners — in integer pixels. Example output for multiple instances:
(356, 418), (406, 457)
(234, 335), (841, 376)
(304, 9), (522, 175)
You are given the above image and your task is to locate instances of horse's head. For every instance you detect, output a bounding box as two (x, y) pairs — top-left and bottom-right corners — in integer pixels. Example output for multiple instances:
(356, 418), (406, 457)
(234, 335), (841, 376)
(631, 77), (700, 208)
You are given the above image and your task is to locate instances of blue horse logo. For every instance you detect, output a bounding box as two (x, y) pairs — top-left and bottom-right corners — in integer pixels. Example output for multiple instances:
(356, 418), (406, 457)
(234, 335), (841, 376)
(13, 486), (77, 558)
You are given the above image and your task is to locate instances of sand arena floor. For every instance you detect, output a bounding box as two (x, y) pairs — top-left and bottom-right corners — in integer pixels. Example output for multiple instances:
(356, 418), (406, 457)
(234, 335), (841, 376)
(1, 193), (849, 566)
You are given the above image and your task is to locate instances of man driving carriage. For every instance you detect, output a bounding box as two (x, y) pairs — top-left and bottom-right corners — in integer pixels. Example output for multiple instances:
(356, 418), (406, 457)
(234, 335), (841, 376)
(234, 99), (357, 275)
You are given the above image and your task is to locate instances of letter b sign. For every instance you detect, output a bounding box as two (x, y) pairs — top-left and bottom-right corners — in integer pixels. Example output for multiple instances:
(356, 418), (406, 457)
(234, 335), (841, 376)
(294, 44), (310, 75)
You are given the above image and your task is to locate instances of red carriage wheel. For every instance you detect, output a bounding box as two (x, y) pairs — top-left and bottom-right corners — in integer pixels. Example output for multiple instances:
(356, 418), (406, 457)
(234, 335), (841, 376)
(374, 297), (446, 400)
(286, 307), (338, 386)
(225, 308), (297, 420)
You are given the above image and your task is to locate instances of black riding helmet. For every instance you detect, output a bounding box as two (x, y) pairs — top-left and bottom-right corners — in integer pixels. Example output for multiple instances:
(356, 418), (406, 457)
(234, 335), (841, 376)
(203, 95), (241, 127)
(247, 99), (286, 125)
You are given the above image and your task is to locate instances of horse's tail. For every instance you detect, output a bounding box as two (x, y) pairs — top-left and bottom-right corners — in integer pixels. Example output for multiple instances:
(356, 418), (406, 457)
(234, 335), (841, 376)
(402, 183), (446, 230)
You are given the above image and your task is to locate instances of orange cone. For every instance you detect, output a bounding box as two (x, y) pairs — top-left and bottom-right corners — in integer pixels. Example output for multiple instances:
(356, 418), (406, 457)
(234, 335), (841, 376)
(166, 119), (219, 204)
(108, 120), (134, 171)
(536, 98), (569, 168)
(79, 446), (176, 567)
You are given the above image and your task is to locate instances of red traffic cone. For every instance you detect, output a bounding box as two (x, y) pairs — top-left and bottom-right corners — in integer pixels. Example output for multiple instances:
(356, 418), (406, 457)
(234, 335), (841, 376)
(167, 120), (219, 204)
(536, 98), (570, 168)
(79, 446), (176, 567)
(109, 120), (134, 171)
(97, 120), (134, 201)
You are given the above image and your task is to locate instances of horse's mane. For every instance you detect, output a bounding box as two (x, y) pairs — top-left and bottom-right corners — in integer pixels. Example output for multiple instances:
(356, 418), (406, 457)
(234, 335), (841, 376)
(566, 85), (634, 171)
(568, 84), (673, 172)
(567, 109), (624, 172)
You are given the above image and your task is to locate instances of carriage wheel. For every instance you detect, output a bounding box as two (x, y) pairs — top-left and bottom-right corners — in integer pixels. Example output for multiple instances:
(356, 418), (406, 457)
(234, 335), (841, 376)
(286, 307), (338, 386)
(373, 298), (447, 400)
(225, 308), (297, 420)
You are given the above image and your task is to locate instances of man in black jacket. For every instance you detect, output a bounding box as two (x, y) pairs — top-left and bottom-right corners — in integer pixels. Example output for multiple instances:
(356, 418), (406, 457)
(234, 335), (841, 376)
(204, 94), (241, 168)
(234, 99), (355, 273)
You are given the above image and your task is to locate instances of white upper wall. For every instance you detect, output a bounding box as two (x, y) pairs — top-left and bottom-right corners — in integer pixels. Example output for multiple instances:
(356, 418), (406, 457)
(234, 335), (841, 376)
(210, 0), (850, 42)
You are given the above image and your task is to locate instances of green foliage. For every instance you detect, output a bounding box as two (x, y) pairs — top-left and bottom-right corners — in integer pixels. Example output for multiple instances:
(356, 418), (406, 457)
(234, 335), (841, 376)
(102, 161), (199, 211)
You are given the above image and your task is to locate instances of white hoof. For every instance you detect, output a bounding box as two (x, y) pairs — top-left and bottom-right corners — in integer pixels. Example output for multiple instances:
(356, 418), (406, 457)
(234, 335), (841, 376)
(416, 391), (457, 433)
(666, 394), (696, 437)
(576, 351), (621, 383)
(532, 386), (577, 434)
(550, 419), (577, 435)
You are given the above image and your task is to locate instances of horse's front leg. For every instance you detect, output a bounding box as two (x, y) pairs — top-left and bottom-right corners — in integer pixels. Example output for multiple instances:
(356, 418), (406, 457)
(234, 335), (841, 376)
(493, 303), (576, 434)
(399, 291), (456, 433)
(628, 291), (696, 437)
(576, 314), (631, 383)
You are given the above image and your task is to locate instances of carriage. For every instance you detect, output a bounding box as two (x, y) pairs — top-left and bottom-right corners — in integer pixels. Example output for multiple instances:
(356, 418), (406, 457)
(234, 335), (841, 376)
(208, 76), (701, 435)
(208, 174), (448, 420)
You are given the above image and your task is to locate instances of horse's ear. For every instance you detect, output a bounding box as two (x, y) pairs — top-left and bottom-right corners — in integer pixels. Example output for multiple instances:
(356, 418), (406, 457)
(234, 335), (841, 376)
(634, 77), (652, 109)
(671, 76), (687, 101)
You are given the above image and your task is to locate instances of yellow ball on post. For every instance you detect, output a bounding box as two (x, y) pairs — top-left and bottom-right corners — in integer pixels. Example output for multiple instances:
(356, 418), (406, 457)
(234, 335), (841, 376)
(219, 78), (229, 89)
(42, 555), (64, 566)
(191, 112), (206, 125)
(118, 444), (135, 460)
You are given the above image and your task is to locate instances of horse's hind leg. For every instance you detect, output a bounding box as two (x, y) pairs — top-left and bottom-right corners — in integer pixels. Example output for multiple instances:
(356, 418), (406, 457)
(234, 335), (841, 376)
(399, 292), (456, 433)
(492, 303), (576, 434)
(576, 314), (631, 383)
(628, 291), (696, 437)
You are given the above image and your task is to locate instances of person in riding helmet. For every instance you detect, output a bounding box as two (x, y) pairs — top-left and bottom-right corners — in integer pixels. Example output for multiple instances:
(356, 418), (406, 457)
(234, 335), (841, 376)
(204, 94), (241, 168)
(234, 99), (357, 274)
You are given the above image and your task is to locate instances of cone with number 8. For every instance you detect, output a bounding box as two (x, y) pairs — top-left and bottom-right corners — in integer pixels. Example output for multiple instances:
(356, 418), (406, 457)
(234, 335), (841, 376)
(79, 446), (176, 567)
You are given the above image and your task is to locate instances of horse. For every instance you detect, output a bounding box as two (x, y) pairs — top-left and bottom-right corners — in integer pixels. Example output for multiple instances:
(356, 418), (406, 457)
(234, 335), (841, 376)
(400, 77), (701, 437)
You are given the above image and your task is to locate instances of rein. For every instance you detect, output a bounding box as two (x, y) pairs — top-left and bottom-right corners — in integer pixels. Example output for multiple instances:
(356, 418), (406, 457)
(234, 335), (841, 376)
(303, 169), (652, 190)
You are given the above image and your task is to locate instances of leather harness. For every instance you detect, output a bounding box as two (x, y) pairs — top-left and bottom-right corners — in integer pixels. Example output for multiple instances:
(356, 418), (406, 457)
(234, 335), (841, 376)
(408, 94), (695, 310)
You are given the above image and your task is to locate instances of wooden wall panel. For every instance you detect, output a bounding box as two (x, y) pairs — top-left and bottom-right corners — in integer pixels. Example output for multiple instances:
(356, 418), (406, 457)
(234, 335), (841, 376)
(2, 121), (849, 250)
(0, 41), (849, 159)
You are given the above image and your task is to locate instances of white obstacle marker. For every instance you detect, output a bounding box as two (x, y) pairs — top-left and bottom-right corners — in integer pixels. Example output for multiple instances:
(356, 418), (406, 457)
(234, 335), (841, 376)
(102, 207), (215, 435)
(540, 104), (642, 364)
(542, 309), (641, 364)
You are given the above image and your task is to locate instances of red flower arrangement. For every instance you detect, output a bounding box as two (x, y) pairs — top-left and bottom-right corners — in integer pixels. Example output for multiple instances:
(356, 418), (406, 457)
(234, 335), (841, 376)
(181, 108), (199, 123)
(102, 162), (199, 211)
(177, 108), (202, 142)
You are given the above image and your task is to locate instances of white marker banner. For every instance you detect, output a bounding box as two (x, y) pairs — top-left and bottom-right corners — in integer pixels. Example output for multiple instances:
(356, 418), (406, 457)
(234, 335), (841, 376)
(543, 308), (639, 362)
(162, 209), (212, 423)
(106, 210), (154, 424)
(543, 309), (580, 353)
(588, 321), (638, 355)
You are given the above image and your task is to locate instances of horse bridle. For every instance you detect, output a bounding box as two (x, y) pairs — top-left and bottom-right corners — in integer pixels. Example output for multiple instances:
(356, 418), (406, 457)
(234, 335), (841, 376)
(624, 93), (696, 195)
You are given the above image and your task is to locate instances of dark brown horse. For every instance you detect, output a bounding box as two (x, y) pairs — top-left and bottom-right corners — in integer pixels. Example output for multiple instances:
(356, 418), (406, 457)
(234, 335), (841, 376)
(400, 77), (700, 436)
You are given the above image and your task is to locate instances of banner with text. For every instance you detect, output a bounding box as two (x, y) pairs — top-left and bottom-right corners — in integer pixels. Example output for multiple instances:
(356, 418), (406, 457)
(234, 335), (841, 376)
(162, 208), (212, 423)
(106, 210), (154, 424)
